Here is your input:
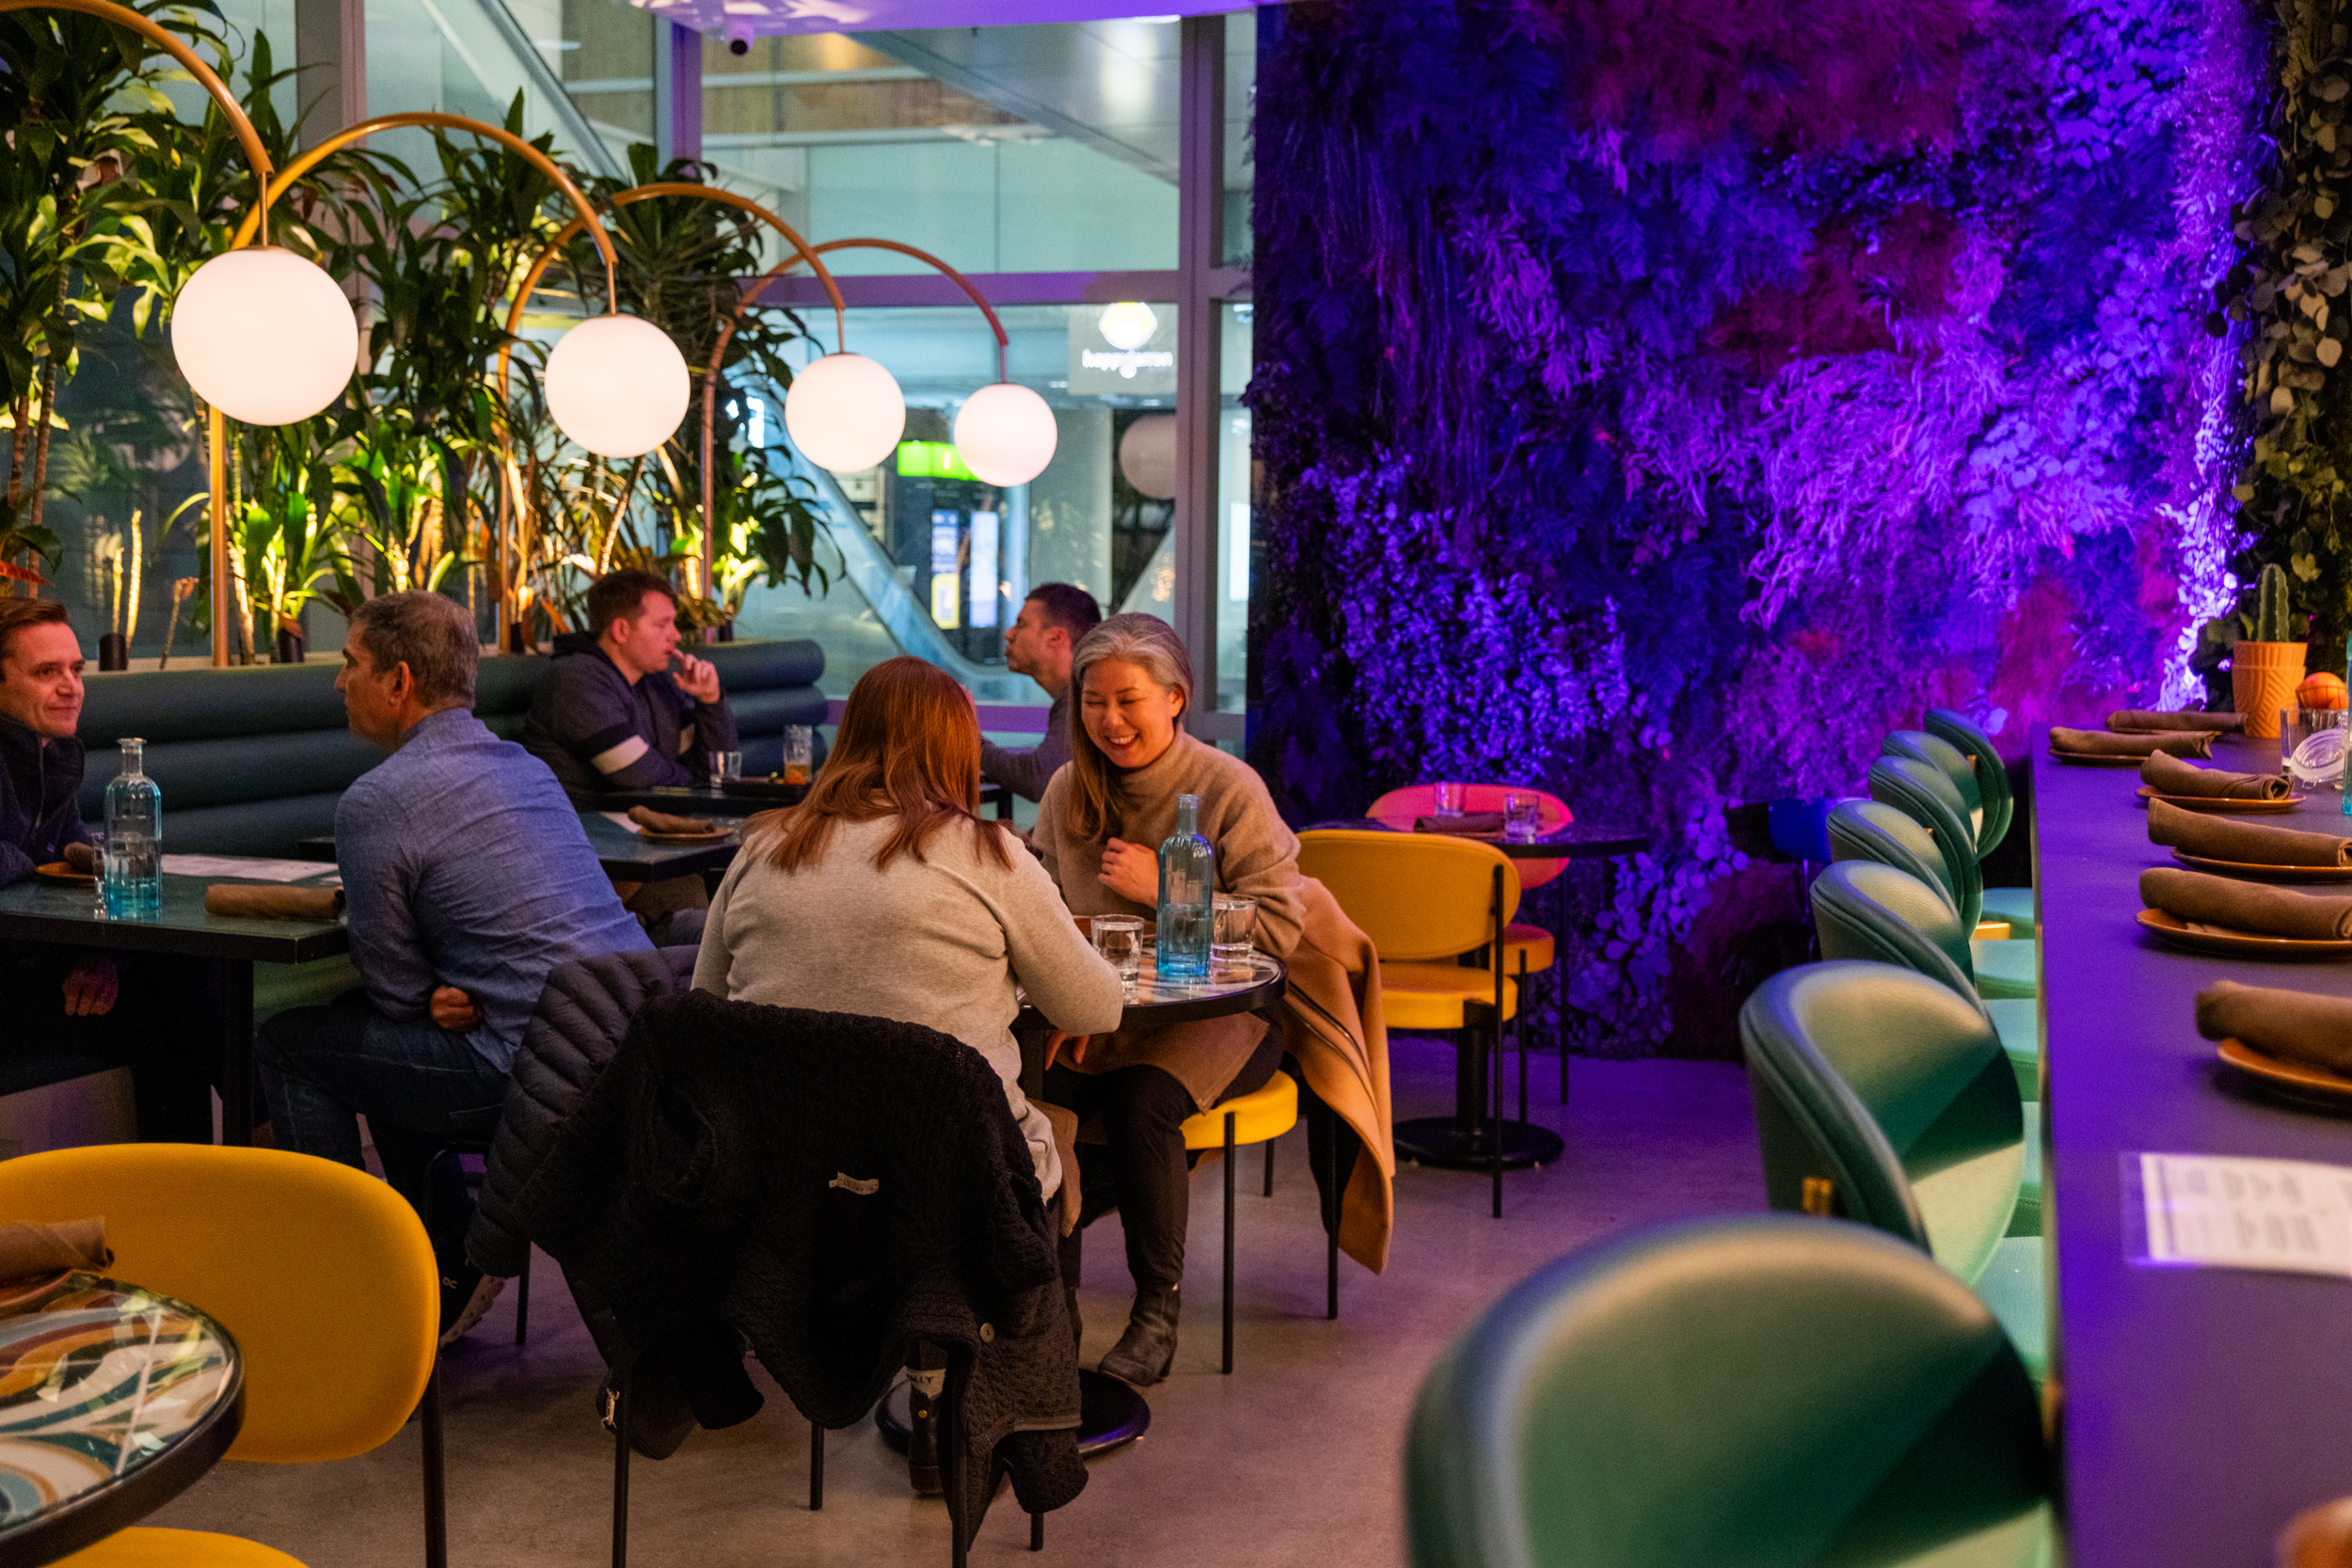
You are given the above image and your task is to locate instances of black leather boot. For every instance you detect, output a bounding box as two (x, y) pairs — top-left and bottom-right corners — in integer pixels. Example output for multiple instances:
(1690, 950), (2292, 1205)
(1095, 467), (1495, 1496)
(1096, 1284), (1179, 1387)
(906, 1363), (946, 1496)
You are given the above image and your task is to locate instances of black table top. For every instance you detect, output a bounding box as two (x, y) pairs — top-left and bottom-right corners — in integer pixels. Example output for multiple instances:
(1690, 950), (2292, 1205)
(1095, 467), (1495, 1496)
(2038, 727), (2352, 1566)
(1017, 953), (1287, 1033)
(577, 812), (742, 883)
(0, 868), (349, 962)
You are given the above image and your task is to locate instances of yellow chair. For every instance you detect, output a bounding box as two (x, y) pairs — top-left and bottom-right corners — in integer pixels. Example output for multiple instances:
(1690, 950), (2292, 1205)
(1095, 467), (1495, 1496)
(1178, 1069), (1301, 1374)
(0, 1145), (445, 1568)
(1296, 830), (1524, 1217)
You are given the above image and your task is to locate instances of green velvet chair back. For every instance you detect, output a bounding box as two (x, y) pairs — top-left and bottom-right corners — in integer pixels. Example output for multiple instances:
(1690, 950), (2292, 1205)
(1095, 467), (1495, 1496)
(1925, 708), (2013, 855)
(1740, 961), (2024, 1284)
(1883, 730), (1983, 846)
(1404, 1213), (2049, 1568)
(1811, 861), (1978, 992)
(1869, 757), (1983, 931)
(1828, 799), (1960, 917)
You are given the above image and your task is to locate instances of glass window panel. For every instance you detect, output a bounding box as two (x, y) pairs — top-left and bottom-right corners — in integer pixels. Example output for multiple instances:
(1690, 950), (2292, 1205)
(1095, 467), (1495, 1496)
(363, 0), (628, 178)
(701, 18), (1179, 275)
(557, 0), (655, 168)
(1214, 300), (1252, 713)
(1223, 8), (1253, 269)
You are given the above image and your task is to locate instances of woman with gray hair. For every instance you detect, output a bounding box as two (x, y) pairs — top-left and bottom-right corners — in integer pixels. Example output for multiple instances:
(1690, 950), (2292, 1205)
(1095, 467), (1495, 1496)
(1032, 612), (1306, 1387)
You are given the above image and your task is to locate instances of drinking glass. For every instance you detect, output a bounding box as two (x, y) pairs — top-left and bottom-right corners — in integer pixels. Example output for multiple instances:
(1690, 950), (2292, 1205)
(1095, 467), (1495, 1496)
(2283, 707), (2349, 791)
(1502, 790), (1542, 842)
(1092, 915), (1144, 998)
(1431, 781), (1465, 817)
(782, 725), (815, 785)
(1212, 895), (1258, 975)
(709, 750), (743, 784)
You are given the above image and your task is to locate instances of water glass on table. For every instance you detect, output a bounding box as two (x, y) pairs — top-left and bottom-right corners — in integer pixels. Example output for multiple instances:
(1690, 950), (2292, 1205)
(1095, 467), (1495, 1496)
(709, 750), (743, 784)
(1502, 790), (1542, 843)
(1212, 895), (1257, 975)
(1431, 781), (1465, 817)
(782, 725), (814, 786)
(2282, 707), (2349, 792)
(1092, 915), (1144, 998)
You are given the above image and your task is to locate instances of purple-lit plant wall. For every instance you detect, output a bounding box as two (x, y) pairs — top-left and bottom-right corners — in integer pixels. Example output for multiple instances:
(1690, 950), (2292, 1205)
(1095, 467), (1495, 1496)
(1248, 0), (2264, 1055)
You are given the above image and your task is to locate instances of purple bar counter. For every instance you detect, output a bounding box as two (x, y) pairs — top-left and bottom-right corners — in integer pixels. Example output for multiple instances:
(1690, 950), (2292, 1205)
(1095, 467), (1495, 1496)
(2036, 726), (2352, 1565)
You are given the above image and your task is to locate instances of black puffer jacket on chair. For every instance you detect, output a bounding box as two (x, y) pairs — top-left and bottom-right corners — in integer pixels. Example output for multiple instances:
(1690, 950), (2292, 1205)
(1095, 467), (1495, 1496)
(510, 989), (1087, 1549)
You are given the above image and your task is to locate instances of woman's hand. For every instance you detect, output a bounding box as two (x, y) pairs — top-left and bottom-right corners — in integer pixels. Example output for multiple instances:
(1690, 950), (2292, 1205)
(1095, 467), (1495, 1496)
(1098, 837), (1158, 904)
(1044, 1031), (1089, 1069)
(430, 985), (484, 1034)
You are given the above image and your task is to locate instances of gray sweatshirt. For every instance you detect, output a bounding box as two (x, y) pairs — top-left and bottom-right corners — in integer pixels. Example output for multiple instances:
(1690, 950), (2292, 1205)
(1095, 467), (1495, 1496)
(691, 811), (1123, 1194)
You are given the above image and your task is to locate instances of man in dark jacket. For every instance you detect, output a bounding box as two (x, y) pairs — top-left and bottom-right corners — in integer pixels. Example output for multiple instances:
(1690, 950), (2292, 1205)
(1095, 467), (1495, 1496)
(0, 599), (212, 1140)
(520, 568), (739, 806)
(981, 583), (1100, 803)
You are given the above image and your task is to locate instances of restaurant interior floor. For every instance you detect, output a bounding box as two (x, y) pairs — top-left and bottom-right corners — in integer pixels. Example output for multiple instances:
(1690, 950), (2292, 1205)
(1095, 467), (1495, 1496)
(151, 1041), (1764, 1565)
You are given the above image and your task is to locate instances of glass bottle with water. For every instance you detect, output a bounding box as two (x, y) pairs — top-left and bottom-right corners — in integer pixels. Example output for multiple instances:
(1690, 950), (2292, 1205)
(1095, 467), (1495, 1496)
(103, 737), (161, 919)
(1155, 793), (1214, 978)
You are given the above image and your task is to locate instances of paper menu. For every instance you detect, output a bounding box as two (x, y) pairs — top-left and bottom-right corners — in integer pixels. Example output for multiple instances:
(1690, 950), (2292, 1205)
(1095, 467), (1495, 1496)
(160, 855), (337, 883)
(2138, 1153), (2352, 1277)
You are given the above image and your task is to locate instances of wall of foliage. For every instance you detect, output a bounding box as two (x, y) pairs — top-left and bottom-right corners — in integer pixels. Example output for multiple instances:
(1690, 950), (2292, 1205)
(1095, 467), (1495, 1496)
(1248, 0), (2265, 1055)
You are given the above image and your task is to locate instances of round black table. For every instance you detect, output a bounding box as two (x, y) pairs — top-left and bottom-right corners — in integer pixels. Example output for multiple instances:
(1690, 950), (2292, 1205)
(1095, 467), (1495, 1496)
(0, 1272), (245, 1567)
(1388, 823), (1652, 1173)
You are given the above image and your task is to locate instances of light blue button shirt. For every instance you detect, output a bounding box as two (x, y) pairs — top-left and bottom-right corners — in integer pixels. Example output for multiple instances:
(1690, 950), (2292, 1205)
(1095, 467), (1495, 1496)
(335, 707), (650, 1071)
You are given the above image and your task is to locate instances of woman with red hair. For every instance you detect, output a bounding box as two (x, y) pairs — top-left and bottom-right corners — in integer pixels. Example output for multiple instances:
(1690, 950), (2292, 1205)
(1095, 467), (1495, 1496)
(692, 656), (1122, 1196)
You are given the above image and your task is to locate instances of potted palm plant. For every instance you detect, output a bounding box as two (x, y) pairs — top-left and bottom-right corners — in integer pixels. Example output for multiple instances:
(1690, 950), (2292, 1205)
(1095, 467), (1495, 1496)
(2233, 562), (2309, 739)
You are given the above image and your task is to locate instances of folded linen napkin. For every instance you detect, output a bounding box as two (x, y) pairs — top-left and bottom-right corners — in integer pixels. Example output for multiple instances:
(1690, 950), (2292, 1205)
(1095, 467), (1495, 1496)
(2050, 726), (2217, 758)
(2146, 799), (2352, 866)
(2141, 867), (2352, 939)
(628, 805), (719, 836)
(204, 884), (344, 921)
(0, 1218), (109, 1282)
(2106, 709), (2244, 733)
(61, 841), (95, 874)
(1413, 812), (1505, 836)
(2139, 751), (2290, 800)
(2197, 979), (2352, 1074)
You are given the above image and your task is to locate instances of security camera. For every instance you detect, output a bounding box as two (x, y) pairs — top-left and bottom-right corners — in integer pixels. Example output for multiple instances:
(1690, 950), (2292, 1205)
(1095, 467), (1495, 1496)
(724, 18), (754, 54)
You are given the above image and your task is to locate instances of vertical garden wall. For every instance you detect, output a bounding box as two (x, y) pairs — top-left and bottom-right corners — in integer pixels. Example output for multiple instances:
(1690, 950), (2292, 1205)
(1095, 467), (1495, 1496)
(1248, 0), (2266, 1054)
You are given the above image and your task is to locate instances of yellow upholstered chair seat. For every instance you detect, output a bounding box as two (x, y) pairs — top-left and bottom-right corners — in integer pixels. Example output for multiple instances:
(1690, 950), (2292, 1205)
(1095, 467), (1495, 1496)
(1180, 1069), (1298, 1151)
(1378, 962), (1518, 1032)
(57, 1529), (309, 1567)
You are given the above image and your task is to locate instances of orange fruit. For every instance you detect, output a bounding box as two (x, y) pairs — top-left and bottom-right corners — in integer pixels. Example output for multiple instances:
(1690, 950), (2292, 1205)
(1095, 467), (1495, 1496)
(2298, 672), (2349, 710)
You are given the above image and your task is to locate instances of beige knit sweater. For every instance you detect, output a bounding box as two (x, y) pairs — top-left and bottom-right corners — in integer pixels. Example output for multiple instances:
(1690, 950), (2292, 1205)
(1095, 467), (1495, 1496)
(1033, 730), (1307, 1107)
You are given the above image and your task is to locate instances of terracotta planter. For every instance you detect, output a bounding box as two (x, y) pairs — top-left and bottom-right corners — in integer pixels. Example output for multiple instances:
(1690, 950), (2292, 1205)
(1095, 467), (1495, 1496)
(2233, 641), (2309, 738)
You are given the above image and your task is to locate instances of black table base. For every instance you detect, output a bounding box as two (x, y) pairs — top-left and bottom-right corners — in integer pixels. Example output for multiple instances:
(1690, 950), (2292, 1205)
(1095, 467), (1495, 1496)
(875, 1369), (1149, 1460)
(1393, 1115), (1563, 1170)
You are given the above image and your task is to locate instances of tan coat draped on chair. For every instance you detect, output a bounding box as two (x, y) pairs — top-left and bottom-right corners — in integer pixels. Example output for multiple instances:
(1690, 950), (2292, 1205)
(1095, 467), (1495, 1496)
(1278, 877), (1395, 1274)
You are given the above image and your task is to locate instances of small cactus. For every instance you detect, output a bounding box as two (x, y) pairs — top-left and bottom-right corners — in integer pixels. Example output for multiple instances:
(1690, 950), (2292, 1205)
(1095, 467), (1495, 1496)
(2252, 562), (2298, 642)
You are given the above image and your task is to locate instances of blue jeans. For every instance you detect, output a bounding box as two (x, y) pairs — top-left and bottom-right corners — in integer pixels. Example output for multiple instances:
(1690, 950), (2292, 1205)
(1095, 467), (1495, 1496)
(256, 989), (509, 1263)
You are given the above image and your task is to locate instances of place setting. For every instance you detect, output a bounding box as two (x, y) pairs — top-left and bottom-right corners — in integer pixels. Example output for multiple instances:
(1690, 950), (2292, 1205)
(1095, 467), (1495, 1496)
(2144, 799), (2352, 883)
(2135, 866), (2352, 959)
(2198, 978), (2352, 1111)
(2048, 717), (2222, 767)
(2134, 752), (2303, 815)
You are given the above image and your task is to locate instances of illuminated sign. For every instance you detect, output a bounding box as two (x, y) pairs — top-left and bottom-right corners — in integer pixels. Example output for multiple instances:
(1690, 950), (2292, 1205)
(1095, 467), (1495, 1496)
(897, 440), (981, 482)
(1068, 304), (1177, 396)
(968, 510), (999, 629)
(930, 511), (961, 629)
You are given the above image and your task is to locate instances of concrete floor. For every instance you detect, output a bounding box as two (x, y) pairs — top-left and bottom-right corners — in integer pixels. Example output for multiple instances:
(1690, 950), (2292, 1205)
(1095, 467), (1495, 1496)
(149, 1039), (1765, 1567)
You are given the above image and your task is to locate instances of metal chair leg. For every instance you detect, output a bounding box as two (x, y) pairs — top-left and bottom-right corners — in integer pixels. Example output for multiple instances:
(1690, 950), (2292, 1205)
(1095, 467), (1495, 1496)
(1263, 1135), (1274, 1197)
(1031, 1511), (1044, 1551)
(1558, 876), (1571, 1106)
(941, 1370), (966, 1568)
(422, 1355), (448, 1568)
(1492, 867), (1505, 1220)
(809, 1420), (824, 1510)
(1222, 1110), (1236, 1375)
(611, 1369), (630, 1568)
(1517, 954), (1530, 1128)
(513, 1248), (532, 1345)
(1323, 1101), (1338, 1321)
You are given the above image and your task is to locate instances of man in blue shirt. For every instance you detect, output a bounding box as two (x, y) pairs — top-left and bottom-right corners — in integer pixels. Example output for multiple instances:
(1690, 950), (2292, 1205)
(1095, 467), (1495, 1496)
(258, 591), (649, 1340)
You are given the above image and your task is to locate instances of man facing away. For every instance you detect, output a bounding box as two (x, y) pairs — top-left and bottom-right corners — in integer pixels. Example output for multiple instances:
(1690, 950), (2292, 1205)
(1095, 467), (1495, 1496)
(259, 592), (650, 1340)
(981, 583), (1102, 802)
(0, 599), (213, 1140)
(522, 567), (738, 807)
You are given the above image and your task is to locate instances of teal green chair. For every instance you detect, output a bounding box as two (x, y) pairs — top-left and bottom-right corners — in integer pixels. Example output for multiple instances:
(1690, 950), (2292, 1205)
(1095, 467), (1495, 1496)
(1927, 709), (2032, 939)
(1404, 1213), (2051, 1568)
(1809, 862), (2040, 1234)
(1739, 961), (2045, 1381)
(1827, 800), (2036, 1005)
(1883, 730), (1984, 847)
(1868, 758), (2033, 997)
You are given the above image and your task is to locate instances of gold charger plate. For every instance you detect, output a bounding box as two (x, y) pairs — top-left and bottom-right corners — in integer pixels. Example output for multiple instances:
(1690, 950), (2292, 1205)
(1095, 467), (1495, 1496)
(2217, 1037), (2352, 1112)
(2136, 908), (2352, 958)
(2168, 848), (2352, 882)
(2134, 785), (2305, 815)
(34, 861), (94, 887)
(2048, 748), (2148, 767)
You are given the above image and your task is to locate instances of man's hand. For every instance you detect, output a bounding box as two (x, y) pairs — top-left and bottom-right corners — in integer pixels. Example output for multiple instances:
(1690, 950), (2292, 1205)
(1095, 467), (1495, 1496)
(1044, 1031), (1089, 1070)
(672, 653), (722, 705)
(1098, 837), (1157, 905)
(61, 957), (118, 1018)
(430, 985), (484, 1034)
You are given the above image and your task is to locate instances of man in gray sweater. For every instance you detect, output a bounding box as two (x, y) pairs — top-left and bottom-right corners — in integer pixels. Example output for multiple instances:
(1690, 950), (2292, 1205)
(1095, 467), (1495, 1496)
(523, 568), (739, 807)
(981, 583), (1100, 802)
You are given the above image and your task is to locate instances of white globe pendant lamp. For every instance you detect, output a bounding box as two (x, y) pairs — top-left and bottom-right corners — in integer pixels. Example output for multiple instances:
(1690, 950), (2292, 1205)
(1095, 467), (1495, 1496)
(784, 352), (907, 473)
(543, 314), (691, 459)
(952, 381), (1057, 486)
(171, 247), (359, 426)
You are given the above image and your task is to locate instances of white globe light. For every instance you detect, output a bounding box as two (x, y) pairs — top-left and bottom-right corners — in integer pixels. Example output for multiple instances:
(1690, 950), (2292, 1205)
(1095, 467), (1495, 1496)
(543, 315), (691, 458)
(784, 353), (906, 473)
(1118, 412), (1178, 499)
(170, 247), (358, 426)
(952, 382), (1058, 486)
(1099, 301), (1158, 352)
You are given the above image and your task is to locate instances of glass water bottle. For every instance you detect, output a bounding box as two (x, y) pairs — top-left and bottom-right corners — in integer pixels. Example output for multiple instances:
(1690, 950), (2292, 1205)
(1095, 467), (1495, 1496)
(1155, 793), (1214, 978)
(103, 737), (161, 919)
